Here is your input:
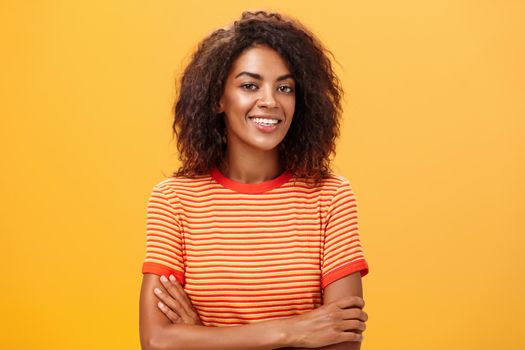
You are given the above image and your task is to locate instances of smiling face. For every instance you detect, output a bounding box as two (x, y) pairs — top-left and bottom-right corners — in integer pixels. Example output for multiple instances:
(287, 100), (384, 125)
(217, 44), (296, 153)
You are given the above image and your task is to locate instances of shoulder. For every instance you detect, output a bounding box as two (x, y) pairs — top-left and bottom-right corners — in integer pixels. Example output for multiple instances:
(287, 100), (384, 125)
(285, 173), (356, 208)
(313, 173), (357, 205)
(151, 173), (214, 193)
(323, 173), (352, 187)
(292, 172), (353, 193)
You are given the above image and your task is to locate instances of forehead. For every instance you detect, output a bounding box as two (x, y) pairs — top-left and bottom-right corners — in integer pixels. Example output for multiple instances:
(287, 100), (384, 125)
(228, 45), (292, 77)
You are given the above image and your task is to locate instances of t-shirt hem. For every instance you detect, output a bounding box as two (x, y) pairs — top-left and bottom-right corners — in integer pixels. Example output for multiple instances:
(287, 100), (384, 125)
(321, 259), (369, 289)
(142, 262), (185, 285)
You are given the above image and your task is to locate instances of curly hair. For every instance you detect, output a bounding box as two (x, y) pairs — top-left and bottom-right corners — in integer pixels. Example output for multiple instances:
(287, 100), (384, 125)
(171, 10), (344, 184)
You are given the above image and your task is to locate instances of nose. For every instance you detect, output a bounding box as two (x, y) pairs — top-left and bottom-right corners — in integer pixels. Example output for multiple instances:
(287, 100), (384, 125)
(257, 85), (277, 108)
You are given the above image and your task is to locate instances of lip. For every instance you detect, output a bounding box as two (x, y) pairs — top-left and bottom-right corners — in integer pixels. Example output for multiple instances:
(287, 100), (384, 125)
(248, 115), (283, 121)
(248, 116), (282, 133)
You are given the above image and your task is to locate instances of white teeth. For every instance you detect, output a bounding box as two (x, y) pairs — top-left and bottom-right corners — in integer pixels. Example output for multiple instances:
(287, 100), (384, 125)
(251, 117), (279, 125)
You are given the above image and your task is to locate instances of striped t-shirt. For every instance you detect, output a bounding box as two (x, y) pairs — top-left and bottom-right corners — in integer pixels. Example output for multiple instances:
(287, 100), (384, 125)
(141, 166), (369, 327)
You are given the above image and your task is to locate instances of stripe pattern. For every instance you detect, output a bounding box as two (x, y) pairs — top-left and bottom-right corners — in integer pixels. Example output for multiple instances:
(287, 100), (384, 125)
(142, 170), (369, 326)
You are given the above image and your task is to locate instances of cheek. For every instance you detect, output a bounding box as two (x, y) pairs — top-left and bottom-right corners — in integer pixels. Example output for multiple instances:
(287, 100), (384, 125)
(224, 93), (254, 114)
(284, 97), (296, 119)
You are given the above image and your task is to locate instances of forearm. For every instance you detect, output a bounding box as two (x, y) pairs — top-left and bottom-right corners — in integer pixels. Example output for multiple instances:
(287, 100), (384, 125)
(321, 341), (361, 350)
(146, 317), (291, 350)
(277, 342), (361, 350)
(277, 342), (360, 350)
(276, 330), (363, 350)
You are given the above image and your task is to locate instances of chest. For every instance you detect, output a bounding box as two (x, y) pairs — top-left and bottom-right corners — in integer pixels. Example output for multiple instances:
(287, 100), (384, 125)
(178, 197), (324, 325)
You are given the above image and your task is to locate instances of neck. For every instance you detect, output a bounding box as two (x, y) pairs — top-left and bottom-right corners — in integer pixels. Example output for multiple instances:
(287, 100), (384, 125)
(219, 144), (283, 184)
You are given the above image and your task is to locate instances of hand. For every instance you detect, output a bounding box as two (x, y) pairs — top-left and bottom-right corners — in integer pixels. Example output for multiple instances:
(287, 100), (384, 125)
(285, 295), (368, 348)
(153, 274), (203, 325)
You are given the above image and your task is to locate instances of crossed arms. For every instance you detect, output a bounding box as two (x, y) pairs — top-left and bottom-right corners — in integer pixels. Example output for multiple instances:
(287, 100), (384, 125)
(139, 271), (367, 350)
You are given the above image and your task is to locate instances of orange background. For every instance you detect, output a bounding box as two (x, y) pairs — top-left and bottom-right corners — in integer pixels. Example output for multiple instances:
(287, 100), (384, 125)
(1, 1), (523, 349)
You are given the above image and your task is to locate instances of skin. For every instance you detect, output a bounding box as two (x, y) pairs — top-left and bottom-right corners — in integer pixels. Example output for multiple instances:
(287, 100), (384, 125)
(140, 272), (367, 349)
(216, 43), (296, 183)
(139, 44), (368, 349)
(148, 272), (366, 350)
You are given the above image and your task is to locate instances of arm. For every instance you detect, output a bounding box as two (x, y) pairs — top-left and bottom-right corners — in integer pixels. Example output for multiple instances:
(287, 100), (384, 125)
(310, 178), (368, 349)
(139, 273), (289, 350)
(140, 273), (364, 350)
(278, 271), (366, 350)
(319, 271), (365, 350)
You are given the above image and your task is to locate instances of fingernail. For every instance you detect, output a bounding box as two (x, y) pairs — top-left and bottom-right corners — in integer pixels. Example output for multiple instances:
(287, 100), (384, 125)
(160, 275), (168, 282)
(154, 288), (162, 294)
(158, 301), (164, 308)
(169, 274), (176, 283)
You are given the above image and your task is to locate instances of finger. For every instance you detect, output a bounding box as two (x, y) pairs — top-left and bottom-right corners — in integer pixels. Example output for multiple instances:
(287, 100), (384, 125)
(154, 287), (185, 318)
(168, 275), (201, 323)
(341, 308), (368, 322)
(340, 319), (366, 332)
(169, 275), (201, 323)
(160, 275), (194, 318)
(169, 275), (193, 308)
(341, 331), (364, 343)
(157, 301), (181, 323)
(155, 288), (201, 325)
(335, 295), (365, 310)
(159, 276), (193, 318)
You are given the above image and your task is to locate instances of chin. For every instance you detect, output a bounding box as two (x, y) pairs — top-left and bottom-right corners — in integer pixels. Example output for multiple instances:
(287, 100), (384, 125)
(254, 144), (280, 152)
(249, 140), (282, 152)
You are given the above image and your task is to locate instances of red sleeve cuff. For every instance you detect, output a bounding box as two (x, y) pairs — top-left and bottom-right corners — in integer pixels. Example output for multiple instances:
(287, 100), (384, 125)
(142, 262), (185, 285)
(322, 259), (369, 289)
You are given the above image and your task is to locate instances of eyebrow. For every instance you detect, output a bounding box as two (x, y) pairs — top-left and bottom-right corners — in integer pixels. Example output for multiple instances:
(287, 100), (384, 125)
(234, 71), (294, 81)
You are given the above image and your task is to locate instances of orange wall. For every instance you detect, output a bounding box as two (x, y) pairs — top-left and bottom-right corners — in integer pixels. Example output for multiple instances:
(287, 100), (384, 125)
(1, 1), (523, 349)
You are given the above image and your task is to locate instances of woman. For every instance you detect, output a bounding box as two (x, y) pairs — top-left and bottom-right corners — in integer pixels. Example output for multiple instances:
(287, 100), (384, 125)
(139, 10), (370, 350)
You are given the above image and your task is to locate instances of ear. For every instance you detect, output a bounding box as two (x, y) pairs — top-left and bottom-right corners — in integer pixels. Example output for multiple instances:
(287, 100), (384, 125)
(216, 99), (224, 114)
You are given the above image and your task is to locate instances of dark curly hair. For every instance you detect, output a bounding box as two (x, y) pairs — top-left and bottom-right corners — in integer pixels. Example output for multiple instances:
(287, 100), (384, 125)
(171, 10), (344, 184)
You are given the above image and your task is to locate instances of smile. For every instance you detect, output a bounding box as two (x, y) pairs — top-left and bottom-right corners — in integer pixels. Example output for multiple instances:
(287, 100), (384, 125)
(248, 117), (282, 126)
(248, 116), (282, 132)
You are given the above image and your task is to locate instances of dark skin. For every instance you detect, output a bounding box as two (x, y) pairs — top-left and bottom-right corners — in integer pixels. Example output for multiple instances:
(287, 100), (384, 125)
(216, 43), (296, 183)
(139, 44), (368, 349)
(146, 271), (366, 349)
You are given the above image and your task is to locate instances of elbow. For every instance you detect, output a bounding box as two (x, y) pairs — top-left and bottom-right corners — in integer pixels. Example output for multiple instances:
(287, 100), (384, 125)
(141, 335), (166, 350)
(141, 327), (183, 350)
(140, 332), (158, 350)
(140, 338), (154, 350)
(141, 334), (169, 350)
(140, 330), (164, 350)
(141, 334), (157, 350)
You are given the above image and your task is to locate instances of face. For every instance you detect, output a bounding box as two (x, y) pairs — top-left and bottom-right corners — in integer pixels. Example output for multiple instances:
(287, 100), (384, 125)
(218, 44), (296, 153)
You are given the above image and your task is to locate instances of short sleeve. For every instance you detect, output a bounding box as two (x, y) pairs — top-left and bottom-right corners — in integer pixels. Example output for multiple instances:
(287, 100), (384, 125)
(321, 179), (369, 289)
(141, 183), (185, 285)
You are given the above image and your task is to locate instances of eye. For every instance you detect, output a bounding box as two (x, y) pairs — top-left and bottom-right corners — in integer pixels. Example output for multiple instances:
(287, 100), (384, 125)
(240, 83), (257, 90)
(279, 85), (295, 93)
